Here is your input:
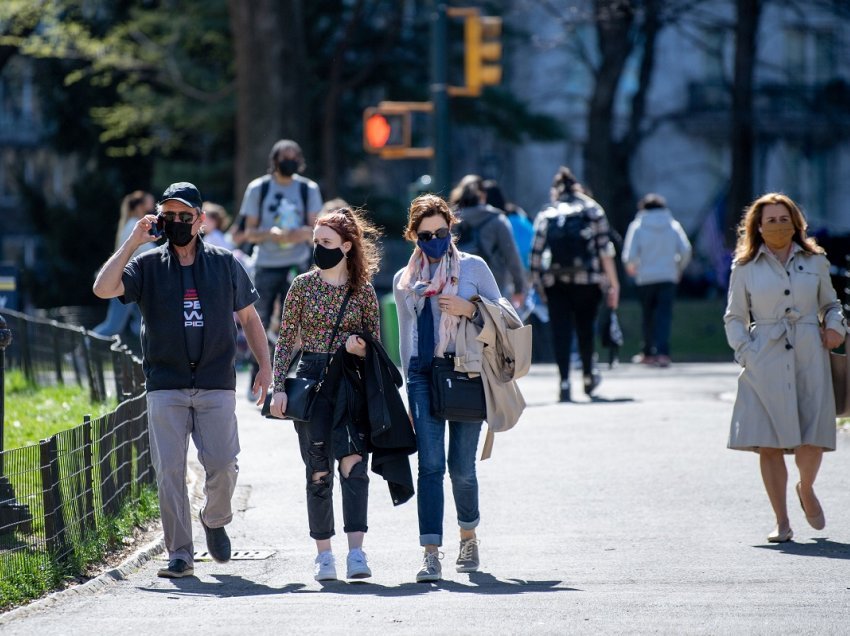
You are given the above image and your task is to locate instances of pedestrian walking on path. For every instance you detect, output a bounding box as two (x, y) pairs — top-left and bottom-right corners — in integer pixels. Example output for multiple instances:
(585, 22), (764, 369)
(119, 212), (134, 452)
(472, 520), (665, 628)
(622, 193), (692, 367)
(269, 206), (387, 582)
(530, 166), (620, 402)
(92, 190), (157, 343)
(724, 192), (846, 543)
(239, 139), (323, 401)
(92, 182), (273, 578)
(394, 194), (502, 583)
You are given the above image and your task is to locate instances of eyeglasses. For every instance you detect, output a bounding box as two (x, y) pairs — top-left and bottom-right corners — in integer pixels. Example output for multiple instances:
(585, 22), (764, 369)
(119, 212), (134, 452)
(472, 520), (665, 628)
(416, 227), (450, 242)
(161, 211), (197, 224)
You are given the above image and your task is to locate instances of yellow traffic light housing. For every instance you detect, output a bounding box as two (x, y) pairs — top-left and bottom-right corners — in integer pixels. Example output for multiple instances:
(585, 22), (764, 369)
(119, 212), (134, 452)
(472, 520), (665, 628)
(448, 8), (503, 97)
(362, 102), (434, 159)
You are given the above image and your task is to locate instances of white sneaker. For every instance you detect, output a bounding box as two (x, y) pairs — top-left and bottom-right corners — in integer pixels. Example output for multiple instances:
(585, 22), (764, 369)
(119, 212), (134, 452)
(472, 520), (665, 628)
(415, 550), (443, 582)
(346, 548), (372, 579)
(314, 550), (337, 581)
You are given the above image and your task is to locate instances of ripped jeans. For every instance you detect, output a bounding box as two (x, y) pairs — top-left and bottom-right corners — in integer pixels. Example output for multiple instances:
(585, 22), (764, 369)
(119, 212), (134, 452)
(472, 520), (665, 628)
(294, 352), (369, 540)
(407, 357), (482, 547)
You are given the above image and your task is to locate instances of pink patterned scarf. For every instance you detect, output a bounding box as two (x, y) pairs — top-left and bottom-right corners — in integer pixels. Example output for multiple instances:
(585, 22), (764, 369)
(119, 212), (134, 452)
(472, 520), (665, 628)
(397, 243), (461, 358)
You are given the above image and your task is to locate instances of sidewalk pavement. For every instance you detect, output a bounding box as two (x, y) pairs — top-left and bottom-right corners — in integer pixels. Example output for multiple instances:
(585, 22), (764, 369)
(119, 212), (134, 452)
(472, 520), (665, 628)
(2, 362), (850, 634)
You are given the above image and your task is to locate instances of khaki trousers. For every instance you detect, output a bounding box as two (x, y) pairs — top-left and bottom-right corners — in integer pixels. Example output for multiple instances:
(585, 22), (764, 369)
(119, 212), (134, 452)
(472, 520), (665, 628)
(147, 389), (240, 564)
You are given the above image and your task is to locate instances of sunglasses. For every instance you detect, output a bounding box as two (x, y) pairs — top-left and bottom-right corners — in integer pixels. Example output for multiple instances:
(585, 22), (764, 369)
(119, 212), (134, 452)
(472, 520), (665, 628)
(416, 227), (450, 242)
(161, 211), (197, 224)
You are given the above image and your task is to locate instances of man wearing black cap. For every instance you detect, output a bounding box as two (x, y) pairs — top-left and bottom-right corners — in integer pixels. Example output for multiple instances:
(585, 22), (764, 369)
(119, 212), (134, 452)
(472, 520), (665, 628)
(93, 182), (272, 578)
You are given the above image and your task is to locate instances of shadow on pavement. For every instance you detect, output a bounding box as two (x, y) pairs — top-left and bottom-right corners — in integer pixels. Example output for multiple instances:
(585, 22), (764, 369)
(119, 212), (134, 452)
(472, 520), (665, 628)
(139, 573), (577, 598)
(312, 572), (577, 596)
(524, 397), (637, 408)
(754, 537), (850, 559)
(138, 575), (306, 597)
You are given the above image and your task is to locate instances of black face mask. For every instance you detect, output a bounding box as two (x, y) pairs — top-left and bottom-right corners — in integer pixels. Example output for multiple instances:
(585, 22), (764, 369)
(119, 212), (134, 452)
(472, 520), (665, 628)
(164, 220), (194, 247)
(277, 159), (299, 177)
(313, 244), (345, 270)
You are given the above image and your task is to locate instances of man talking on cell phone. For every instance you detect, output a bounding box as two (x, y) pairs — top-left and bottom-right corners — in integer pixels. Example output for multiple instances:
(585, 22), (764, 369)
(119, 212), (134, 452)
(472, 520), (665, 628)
(93, 182), (272, 578)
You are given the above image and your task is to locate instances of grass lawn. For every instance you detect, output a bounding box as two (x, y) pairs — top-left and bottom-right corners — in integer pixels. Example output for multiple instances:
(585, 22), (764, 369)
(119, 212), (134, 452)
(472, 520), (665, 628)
(3, 371), (116, 449)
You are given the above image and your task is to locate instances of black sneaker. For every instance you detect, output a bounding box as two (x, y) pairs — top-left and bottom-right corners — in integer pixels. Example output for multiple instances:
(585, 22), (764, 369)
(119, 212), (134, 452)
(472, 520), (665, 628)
(157, 558), (194, 578)
(583, 370), (602, 396)
(201, 512), (231, 563)
(558, 380), (571, 403)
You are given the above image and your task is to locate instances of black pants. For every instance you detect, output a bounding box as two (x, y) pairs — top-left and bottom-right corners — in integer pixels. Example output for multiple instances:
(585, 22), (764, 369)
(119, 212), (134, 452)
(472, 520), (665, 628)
(293, 352), (369, 540)
(637, 282), (675, 357)
(545, 282), (602, 380)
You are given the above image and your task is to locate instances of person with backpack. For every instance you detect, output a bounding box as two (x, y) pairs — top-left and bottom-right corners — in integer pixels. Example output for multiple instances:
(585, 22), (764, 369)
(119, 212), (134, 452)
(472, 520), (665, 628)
(449, 175), (527, 307)
(622, 193), (692, 368)
(239, 139), (323, 399)
(530, 166), (620, 402)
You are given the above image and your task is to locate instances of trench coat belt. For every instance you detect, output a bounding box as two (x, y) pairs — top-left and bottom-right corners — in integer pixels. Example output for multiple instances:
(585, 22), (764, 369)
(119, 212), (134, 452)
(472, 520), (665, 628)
(752, 310), (819, 345)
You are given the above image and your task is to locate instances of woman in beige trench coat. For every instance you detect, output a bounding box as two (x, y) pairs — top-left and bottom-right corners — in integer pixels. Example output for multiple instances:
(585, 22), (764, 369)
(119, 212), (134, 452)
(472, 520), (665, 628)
(724, 193), (846, 543)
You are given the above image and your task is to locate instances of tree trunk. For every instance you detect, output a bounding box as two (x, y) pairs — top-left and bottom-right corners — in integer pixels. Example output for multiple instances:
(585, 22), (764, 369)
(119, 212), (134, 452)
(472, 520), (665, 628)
(228, 0), (308, 203)
(726, 0), (761, 246)
(584, 0), (635, 233)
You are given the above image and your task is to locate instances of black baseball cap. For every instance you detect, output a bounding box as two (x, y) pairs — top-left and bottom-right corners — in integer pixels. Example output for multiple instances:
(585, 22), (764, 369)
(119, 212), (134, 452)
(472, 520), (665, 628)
(159, 182), (203, 209)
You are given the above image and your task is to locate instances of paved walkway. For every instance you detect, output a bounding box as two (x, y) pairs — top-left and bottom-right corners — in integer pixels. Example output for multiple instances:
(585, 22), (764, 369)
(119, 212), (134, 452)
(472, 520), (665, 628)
(2, 363), (850, 634)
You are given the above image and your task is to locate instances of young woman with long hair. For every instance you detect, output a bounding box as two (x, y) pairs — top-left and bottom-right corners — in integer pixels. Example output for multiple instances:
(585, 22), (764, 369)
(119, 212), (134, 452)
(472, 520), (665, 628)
(269, 207), (382, 580)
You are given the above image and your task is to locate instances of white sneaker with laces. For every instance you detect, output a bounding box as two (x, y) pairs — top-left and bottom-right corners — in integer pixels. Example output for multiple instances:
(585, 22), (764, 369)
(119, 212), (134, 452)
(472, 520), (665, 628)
(314, 550), (337, 581)
(346, 547), (372, 579)
(415, 550), (443, 582)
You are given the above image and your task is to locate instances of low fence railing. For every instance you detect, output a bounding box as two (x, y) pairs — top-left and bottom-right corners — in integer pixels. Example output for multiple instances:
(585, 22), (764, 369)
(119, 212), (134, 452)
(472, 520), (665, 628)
(0, 311), (152, 580)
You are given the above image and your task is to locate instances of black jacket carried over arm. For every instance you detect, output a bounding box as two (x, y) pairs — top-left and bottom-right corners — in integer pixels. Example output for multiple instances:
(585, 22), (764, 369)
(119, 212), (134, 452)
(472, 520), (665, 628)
(325, 334), (416, 506)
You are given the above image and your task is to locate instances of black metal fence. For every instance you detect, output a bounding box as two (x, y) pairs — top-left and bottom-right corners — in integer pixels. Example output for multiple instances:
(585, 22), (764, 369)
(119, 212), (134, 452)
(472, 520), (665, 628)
(0, 310), (152, 580)
(0, 308), (144, 403)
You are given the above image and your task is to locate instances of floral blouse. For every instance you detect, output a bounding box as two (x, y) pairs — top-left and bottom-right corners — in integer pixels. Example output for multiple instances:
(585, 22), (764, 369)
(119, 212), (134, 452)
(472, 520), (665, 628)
(273, 269), (380, 392)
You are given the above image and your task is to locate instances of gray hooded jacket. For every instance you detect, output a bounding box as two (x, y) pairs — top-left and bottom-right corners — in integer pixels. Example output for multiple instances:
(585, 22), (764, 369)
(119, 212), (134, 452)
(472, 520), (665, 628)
(622, 208), (692, 285)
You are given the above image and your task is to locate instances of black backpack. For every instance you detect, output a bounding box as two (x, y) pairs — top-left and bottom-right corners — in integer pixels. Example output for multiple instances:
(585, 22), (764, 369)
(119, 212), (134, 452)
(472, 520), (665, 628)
(544, 205), (597, 274)
(454, 212), (498, 258)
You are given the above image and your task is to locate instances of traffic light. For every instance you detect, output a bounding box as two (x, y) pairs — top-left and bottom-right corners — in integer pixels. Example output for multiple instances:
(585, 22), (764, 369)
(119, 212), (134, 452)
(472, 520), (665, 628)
(363, 109), (409, 153)
(362, 102), (434, 159)
(466, 14), (502, 93)
(448, 8), (502, 97)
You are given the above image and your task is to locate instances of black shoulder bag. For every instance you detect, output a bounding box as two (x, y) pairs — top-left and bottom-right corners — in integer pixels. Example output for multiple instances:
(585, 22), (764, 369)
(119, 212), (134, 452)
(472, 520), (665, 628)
(430, 354), (487, 423)
(264, 288), (353, 421)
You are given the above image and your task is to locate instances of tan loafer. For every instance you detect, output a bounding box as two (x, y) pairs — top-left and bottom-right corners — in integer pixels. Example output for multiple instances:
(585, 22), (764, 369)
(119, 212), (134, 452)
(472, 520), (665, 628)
(796, 482), (826, 531)
(767, 526), (794, 543)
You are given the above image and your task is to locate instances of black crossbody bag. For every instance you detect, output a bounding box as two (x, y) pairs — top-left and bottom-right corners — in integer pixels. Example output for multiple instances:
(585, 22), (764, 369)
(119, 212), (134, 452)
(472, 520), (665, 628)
(263, 288), (352, 420)
(430, 354), (487, 422)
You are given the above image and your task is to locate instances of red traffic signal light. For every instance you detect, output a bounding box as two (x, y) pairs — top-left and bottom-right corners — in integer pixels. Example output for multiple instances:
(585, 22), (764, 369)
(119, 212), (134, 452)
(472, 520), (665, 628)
(362, 102), (434, 159)
(363, 108), (410, 152)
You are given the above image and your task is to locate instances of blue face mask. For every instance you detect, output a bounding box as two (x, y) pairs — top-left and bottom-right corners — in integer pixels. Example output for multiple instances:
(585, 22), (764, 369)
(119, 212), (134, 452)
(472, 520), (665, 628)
(417, 235), (451, 259)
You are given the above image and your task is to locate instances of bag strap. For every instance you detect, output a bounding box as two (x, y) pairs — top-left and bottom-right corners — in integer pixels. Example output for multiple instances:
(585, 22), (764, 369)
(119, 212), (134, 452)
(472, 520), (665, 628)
(315, 287), (354, 391)
(258, 174), (271, 218)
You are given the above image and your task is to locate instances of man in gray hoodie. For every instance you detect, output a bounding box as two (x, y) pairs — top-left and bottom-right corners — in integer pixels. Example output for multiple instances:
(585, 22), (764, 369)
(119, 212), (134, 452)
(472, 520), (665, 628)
(622, 193), (692, 367)
(449, 174), (527, 308)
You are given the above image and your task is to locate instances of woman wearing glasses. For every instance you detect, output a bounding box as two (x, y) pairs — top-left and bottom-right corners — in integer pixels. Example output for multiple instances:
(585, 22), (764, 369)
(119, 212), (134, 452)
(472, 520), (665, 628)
(393, 194), (501, 582)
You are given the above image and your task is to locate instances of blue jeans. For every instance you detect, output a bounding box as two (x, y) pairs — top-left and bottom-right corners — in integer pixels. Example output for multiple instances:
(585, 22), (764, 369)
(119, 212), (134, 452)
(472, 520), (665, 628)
(407, 359), (482, 547)
(93, 298), (141, 337)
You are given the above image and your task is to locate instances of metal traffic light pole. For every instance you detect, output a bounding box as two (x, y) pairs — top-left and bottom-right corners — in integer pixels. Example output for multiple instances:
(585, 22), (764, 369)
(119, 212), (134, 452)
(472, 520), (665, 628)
(430, 2), (451, 196)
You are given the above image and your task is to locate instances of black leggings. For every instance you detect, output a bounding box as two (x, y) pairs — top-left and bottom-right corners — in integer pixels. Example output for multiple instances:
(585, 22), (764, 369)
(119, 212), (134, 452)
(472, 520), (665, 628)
(545, 282), (602, 380)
